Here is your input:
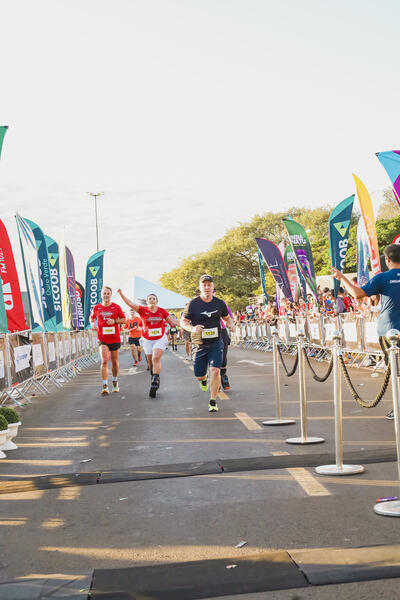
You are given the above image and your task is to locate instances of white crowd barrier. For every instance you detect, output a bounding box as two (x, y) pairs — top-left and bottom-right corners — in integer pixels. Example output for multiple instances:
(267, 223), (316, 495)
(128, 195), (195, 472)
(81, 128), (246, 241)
(0, 329), (100, 407)
(232, 314), (385, 370)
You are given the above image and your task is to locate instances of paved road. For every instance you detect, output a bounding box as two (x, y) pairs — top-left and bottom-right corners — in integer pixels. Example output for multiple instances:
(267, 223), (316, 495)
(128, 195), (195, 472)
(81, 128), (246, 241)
(0, 343), (399, 598)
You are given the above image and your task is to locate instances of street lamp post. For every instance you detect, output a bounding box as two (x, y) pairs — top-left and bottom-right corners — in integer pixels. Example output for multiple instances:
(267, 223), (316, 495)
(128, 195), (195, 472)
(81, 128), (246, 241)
(87, 192), (104, 252)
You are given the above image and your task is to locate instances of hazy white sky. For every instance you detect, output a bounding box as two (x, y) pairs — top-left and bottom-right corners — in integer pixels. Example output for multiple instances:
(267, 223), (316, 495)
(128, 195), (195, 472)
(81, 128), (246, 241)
(0, 0), (399, 291)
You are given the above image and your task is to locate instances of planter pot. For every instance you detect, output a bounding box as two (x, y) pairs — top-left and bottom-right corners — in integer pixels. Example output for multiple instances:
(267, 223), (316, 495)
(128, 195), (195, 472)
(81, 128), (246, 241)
(1, 421), (21, 451)
(0, 429), (8, 458)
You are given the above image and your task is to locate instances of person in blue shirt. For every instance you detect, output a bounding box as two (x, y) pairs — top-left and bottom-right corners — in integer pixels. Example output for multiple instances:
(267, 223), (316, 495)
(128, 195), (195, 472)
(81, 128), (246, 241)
(331, 243), (400, 420)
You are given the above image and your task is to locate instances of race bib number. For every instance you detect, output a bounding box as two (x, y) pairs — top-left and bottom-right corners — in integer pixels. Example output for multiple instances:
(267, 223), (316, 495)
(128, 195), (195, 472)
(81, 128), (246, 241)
(148, 328), (162, 337)
(102, 326), (115, 335)
(202, 327), (218, 339)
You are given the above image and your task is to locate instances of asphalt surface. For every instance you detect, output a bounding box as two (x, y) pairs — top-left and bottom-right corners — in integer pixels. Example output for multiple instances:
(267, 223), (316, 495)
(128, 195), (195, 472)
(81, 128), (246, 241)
(0, 343), (399, 599)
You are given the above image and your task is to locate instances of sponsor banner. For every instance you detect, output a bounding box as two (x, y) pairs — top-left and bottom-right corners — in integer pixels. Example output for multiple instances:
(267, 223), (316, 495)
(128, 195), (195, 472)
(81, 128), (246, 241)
(256, 238), (293, 301)
(0, 220), (27, 332)
(376, 150), (400, 208)
(356, 217), (370, 286)
(15, 214), (45, 330)
(353, 174), (381, 276)
(283, 245), (299, 302)
(75, 281), (85, 330)
(59, 242), (73, 330)
(256, 248), (269, 304)
(328, 195), (354, 298)
(84, 250), (105, 328)
(66, 246), (79, 329)
(0, 126), (8, 159)
(14, 343), (32, 373)
(45, 235), (63, 331)
(283, 217), (319, 301)
(25, 218), (56, 330)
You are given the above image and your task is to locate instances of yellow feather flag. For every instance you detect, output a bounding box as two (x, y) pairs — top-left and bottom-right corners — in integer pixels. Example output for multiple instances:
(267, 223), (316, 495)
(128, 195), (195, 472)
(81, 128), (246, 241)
(353, 174), (381, 276)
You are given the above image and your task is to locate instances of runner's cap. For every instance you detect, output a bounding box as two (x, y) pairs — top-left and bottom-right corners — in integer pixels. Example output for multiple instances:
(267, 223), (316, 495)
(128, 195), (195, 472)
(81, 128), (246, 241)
(199, 274), (213, 283)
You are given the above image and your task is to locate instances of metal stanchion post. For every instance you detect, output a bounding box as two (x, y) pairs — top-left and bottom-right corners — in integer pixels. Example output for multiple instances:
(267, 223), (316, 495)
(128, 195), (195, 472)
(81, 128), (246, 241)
(286, 332), (325, 445)
(263, 331), (295, 426)
(315, 331), (364, 475)
(374, 330), (400, 516)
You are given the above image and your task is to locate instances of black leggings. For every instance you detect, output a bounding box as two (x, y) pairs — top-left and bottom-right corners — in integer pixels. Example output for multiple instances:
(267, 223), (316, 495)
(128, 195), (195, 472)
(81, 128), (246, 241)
(221, 328), (230, 373)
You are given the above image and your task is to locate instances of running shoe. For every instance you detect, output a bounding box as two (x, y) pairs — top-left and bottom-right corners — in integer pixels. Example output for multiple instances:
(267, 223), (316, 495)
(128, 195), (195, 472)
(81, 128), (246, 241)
(101, 384), (110, 395)
(149, 374), (160, 398)
(112, 381), (119, 393)
(221, 374), (230, 390)
(134, 360), (138, 366)
(199, 378), (208, 392)
(208, 400), (219, 412)
(386, 410), (394, 420)
(138, 355), (142, 362)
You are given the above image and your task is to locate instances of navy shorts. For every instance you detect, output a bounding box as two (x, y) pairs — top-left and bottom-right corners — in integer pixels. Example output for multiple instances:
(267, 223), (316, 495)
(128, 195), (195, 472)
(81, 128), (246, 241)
(129, 338), (141, 346)
(193, 338), (224, 377)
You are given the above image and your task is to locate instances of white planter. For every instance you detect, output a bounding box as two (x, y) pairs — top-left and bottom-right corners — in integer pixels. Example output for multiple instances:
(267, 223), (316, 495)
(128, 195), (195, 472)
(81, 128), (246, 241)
(1, 421), (21, 451)
(0, 429), (8, 458)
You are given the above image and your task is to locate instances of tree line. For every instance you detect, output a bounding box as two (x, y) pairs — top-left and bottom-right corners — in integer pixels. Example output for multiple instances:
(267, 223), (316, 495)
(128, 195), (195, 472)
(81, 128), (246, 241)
(160, 192), (400, 311)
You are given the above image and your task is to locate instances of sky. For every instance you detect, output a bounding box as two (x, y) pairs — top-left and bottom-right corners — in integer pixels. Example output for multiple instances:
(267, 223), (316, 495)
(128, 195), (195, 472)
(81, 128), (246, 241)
(1, 0), (400, 292)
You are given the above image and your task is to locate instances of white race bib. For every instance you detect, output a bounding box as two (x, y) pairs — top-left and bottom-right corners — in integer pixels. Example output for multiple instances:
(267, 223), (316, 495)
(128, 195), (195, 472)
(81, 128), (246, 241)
(148, 327), (162, 337)
(102, 326), (115, 335)
(202, 327), (218, 339)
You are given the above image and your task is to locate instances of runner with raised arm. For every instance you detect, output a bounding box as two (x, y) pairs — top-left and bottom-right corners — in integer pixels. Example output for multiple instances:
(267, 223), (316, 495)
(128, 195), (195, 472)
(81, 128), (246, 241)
(181, 274), (234, 412)
(117, 289), (179, 397)
(90, 286), (126, 395)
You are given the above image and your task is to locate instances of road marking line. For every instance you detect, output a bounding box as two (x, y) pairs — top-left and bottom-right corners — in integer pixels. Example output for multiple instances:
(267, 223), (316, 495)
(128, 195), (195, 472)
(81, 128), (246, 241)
(234, 412), (263, 431)
(272, 451), (330, 497)
(217, 391), (229, 400)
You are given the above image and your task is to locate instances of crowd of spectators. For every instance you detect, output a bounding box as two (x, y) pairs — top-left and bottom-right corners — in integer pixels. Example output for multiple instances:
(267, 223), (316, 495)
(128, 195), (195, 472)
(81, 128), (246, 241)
(233, 283), (381, 326)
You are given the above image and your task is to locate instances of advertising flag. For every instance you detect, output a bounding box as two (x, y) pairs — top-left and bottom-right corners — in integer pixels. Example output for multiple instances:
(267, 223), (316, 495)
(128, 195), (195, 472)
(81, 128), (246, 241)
(283, 217), (319, 301)
(75, 282), (85, 330)
(376, 150), (400, 208)
(15, 214), (45, 330)
(45, 235), (63, 331)
(0, 126), (8, 159)
(353, 174), (381, 276)
(84, 250), (105, 328)
(283, 245), (299, 302)
(256, 238), (293, 302)
(257, 248), (269, 304)
(25, 218), (56, 330)
(0, 219), (27, 331)
(328, 195), (354, 298)
(356, 217), (370, 286)
(66, 246), (79, 329)
(58, 243), (72, 330)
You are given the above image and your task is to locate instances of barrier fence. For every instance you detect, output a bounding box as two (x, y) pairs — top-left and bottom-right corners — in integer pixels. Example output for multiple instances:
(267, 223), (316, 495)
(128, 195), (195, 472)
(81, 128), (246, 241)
(233, 314), (384, 370)
(0, 329), (100, 407)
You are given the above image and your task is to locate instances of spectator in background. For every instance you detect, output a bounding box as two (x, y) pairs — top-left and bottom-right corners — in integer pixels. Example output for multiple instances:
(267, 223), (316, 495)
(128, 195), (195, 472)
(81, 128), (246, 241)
(336, 287), (348, 314)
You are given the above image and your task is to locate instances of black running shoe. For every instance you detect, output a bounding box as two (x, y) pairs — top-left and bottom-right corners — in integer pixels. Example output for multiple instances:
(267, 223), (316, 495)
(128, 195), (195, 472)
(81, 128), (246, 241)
(221, 374), (230, 390)
(149, 374), (160, 398)
(386, 410), (394, 420)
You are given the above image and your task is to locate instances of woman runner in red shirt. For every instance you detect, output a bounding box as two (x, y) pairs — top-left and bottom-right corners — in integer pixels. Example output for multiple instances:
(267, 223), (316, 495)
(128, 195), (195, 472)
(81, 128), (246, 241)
(90, 286), (126, 395)
(117, 289), (179, 397)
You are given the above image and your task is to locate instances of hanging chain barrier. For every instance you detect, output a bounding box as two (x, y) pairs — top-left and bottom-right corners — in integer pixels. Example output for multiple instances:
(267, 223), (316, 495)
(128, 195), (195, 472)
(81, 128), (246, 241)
(277, 343), (299, 377)
(302, 347), (334, 383)
(339, 337), (391, 409)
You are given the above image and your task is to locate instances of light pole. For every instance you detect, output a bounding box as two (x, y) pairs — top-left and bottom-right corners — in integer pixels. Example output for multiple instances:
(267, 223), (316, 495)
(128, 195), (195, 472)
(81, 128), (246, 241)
(87, 192), (104, 252)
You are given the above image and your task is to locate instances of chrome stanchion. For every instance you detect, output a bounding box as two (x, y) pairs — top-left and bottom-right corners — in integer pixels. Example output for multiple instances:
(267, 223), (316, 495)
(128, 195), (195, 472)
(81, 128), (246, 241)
(316, 331), (364, 475)
(286, 332), (324, 445)
(374, 330), (400, 516)
(263, 331), (295, 426)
